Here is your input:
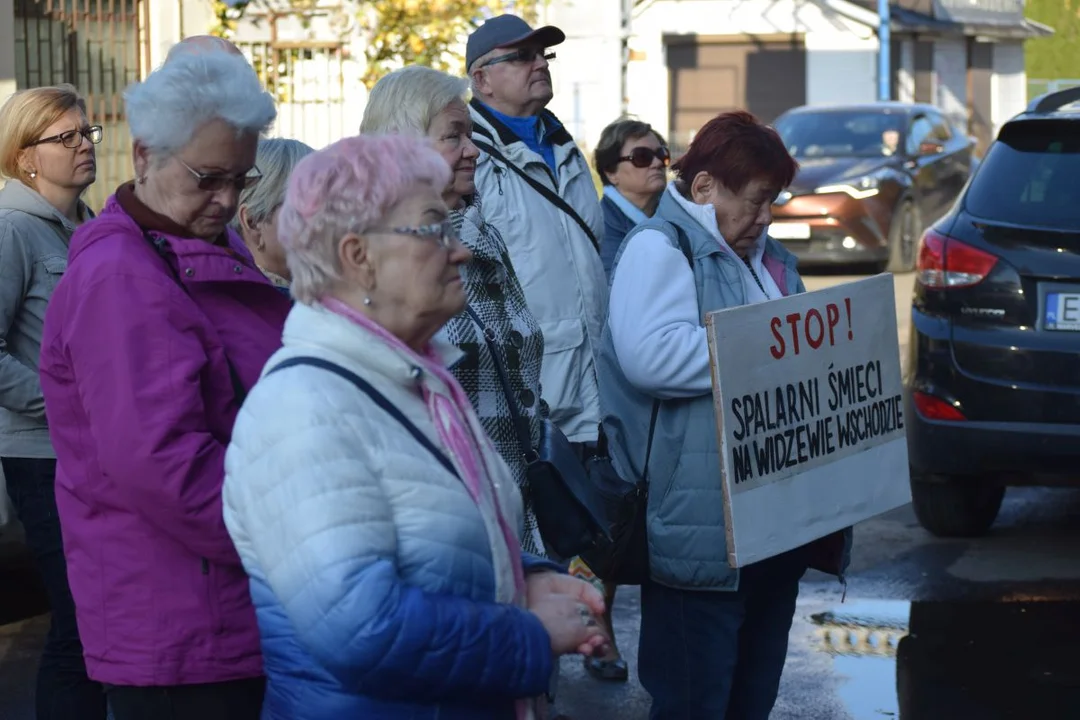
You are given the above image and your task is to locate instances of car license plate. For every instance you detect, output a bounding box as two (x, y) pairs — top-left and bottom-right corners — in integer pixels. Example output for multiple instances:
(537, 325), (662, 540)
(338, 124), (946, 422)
(1045, 292), (1080, 331)
(769, 223), (811, 240)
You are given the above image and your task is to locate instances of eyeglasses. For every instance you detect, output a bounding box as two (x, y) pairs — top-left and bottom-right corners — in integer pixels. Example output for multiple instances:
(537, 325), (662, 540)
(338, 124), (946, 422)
(372, 220), (460, 248)
(482, 48), (556, 68)
(619, 146), (671, 169)
(24, 125), (103, 150)
(177, 157), (263, 192)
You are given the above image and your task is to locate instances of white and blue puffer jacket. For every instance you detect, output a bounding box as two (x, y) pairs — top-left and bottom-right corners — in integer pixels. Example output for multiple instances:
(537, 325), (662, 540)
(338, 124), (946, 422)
(223, 302), (556, 719)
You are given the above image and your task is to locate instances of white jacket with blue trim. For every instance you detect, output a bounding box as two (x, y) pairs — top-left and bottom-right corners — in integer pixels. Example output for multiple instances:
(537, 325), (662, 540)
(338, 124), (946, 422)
(223, 302), (556, 719)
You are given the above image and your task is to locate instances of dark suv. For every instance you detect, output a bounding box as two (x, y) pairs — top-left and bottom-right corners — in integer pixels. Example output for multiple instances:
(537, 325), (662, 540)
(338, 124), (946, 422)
(771, 103), (975, 272)
(905, 86), (1080, 537)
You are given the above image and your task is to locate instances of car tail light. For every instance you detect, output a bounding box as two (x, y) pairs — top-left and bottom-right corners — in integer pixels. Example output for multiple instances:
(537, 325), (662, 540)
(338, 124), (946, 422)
(915, 229), (999, 289)
(912, 391), (967, 421)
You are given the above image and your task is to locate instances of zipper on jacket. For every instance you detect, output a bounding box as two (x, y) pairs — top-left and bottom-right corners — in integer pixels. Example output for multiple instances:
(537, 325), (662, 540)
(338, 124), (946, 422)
(494, 165), (504, 195)
(201, 557), (209, 575)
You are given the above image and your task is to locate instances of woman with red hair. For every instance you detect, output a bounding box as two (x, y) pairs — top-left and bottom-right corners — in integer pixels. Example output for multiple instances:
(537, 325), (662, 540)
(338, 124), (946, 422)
(596, 111), (851, 718)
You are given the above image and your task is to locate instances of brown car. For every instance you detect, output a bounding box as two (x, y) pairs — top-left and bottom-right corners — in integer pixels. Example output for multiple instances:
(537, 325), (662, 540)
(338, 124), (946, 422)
(770, 102), (976, 272)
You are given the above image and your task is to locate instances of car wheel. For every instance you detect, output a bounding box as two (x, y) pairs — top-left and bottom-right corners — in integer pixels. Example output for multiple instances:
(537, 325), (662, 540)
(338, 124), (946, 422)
(910, 472), (1005, 538)
(886, 198), (920, 274)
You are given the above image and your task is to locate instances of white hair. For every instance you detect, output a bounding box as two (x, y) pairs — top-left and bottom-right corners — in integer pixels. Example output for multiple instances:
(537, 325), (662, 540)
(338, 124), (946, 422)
(232, 137), (314, 230)
(125, 51), (276, 156)
(360, 65), (469, 136)
(468, 49), (500, 96)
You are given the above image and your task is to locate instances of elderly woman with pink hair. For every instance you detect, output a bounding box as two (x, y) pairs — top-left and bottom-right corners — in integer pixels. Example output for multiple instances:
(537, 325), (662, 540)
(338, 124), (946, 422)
(221, 133), (609, 720)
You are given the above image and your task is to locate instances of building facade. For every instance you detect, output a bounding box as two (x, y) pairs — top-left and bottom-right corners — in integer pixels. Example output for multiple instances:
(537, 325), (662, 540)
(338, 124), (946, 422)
(542, 0), (1049, 156)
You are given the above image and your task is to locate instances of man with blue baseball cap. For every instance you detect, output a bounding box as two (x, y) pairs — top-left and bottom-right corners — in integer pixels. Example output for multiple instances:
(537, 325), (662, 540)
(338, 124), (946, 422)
(466, 14), (610, 720)
(466, 12), (608, 495)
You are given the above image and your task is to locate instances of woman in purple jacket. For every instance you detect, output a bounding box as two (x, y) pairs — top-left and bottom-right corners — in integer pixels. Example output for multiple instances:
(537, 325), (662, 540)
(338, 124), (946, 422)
(38, 47), (289, 720)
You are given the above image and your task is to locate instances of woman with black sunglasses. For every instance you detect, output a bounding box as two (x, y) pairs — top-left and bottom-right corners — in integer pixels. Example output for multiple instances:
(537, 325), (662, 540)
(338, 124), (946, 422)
(593, 119), (671, 280)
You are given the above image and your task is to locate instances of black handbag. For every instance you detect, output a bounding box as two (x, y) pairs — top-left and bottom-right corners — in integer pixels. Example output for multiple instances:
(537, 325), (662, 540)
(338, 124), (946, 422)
(578, 404), (659, 585)
(464, 307), (609, 559)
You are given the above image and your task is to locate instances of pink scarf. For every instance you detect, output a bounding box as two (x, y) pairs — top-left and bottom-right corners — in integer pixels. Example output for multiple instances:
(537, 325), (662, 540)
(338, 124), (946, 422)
(323, 299), (533, 717)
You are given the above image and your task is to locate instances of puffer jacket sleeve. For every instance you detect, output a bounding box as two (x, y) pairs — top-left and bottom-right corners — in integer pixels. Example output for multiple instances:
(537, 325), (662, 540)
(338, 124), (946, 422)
(54, 272), (241, 565)
(223, 370), (555, 703)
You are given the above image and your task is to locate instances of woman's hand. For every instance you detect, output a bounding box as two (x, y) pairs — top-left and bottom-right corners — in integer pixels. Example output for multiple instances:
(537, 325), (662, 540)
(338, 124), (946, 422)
(527, 572), (609, 656)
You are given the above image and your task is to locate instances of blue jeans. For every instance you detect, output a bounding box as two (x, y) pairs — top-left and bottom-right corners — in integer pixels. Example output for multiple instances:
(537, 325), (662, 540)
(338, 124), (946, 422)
(638, 547), (807, 720)
(4, 457), (107, 720)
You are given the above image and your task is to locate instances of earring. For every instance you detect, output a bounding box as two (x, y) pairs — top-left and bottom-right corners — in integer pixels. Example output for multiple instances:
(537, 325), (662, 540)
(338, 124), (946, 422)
(363, 297), (372, 306)
(28, 171), (36, 179)
(137, 176), (146, 185)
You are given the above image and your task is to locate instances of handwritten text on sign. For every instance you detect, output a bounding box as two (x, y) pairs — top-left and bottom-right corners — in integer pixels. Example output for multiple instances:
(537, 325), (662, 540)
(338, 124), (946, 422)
(707, 276), (905, 495)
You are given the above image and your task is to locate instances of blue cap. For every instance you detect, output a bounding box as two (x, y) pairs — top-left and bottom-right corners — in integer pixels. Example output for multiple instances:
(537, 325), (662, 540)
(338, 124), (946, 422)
(466, 14), (565, 72)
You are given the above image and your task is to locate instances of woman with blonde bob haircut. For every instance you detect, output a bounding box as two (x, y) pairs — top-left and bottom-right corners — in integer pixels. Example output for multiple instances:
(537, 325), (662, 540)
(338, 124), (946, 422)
(39, 49), (291, 719)
(361, 65), (548, 559)
(233, 137), (315, 290)
(223, 133), (609, 719)
(0, 83), (104, 720)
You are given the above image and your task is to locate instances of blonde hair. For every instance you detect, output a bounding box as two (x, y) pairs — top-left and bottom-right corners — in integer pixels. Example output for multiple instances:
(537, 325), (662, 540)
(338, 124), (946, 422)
(0, 84), (87, 183)
(360, 66), (469, 137)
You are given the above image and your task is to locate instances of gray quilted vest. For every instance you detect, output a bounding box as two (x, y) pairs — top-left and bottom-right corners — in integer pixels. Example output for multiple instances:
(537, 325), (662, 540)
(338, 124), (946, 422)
(597, 189), (804, 591)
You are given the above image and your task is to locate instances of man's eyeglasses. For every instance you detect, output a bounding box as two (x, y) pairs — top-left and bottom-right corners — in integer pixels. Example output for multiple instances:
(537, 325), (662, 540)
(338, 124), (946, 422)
(177, 157), (263, 192)
(619, 146), (671, 169)
(482, 48), (556, 68)
(25, 125), (103, 150)
(374, 220), (460, 248)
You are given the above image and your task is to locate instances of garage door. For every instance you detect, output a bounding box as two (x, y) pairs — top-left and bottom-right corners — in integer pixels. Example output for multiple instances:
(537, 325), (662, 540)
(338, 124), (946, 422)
(666, 34), (807, 154)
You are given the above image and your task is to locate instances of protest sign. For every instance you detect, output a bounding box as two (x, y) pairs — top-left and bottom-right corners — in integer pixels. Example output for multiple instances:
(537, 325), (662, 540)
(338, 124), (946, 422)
(705, 273), (910, 568)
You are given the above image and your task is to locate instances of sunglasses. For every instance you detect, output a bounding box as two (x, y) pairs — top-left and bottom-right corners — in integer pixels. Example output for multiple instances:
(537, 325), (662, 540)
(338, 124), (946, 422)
(619, 146), (671, 169)
(374, 220), (460, 248)
(482, 48), (556, 68)
(25, 125), (103, 149)
(177, 157), (263, 192)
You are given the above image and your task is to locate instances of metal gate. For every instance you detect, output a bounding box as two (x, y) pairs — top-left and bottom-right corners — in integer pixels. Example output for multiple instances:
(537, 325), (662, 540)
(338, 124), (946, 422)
(235, 9), (364, 150)
(13, 0), (149, 211)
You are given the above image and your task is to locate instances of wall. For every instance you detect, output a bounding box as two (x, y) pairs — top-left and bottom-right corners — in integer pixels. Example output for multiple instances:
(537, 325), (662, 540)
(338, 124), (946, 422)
(627, 0), (878, 140)
(897, 39), (915, 103)
(539, 0), (623, 150)
(991, 41), (1025, 137)
(934, 38), (967, 127)
(0, 0), (15, 110)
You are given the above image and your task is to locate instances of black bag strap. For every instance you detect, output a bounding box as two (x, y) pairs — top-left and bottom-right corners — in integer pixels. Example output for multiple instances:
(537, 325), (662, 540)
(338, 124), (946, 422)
(472, 136), (600, 253)
(140, 229), (248, 404)
(463, 306), (536, 463)
(268, 356), (461, 480)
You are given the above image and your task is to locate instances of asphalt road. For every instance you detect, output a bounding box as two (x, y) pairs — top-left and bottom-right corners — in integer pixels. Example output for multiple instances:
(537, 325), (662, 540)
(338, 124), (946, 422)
(6, 270), (1078, 719)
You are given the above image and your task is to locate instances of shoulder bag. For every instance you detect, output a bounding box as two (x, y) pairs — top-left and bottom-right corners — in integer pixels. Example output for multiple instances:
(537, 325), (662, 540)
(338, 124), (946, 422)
(464, 306), (608, 560)
(579, 221), (696, 585)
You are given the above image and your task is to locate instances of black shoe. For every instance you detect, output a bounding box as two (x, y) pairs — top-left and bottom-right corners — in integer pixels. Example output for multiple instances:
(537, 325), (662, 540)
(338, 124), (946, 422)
(583, 655), (630, 682)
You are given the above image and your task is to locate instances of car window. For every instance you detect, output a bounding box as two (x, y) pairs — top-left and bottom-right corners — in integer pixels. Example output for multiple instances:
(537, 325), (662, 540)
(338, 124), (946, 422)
(965, 120), (1080, 228)
(774, 110), (906, 159)
(906, 116), (934, 155)
(928, 112), (953, 141)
